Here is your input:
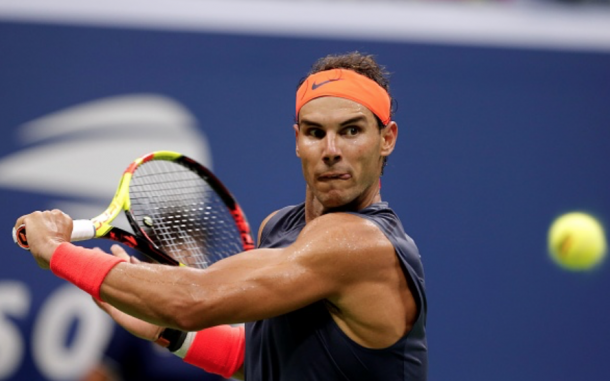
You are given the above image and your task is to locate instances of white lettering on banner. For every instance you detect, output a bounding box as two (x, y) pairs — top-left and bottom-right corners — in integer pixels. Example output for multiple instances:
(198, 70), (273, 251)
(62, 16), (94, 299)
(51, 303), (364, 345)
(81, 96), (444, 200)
(32, 283), (114, 381)
(0, 281), (115, 381)
(0, 281), (30, 380)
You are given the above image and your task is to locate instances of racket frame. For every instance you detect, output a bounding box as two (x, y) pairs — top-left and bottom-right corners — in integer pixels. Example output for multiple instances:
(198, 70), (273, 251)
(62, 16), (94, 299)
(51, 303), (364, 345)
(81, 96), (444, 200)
(14, 151), (255, 266)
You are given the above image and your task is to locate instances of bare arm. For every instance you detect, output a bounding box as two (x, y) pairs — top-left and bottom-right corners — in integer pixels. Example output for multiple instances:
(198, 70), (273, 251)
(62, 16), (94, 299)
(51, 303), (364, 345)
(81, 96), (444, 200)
(101, 212), (415, 348)
(17, 210), (415, 346)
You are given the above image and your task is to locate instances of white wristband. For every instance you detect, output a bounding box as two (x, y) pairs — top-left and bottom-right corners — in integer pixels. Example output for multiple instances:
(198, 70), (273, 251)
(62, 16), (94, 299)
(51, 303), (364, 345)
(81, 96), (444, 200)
(173, 331), (196, 359)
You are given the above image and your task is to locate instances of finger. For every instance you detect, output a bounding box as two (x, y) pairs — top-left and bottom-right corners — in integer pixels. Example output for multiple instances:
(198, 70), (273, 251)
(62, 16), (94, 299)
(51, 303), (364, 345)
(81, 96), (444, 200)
(109, 244), (130, 260)
(50, 210), (74, 233)
(14, 214), (28, 230)
(14, 211), (39, 231)
(93, 298), (124, 321)
(13, 212), (42, 248)
(92, 297), (104, 309)
(51, 209), (71, 219)
(152, 326), (165, 341)
(92, 297), (111, 313)
(130, 255), (141, 264)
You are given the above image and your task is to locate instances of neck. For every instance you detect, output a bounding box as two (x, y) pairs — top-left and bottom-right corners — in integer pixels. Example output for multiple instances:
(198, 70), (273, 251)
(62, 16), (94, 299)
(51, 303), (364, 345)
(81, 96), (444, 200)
(303, 182), (382, 223)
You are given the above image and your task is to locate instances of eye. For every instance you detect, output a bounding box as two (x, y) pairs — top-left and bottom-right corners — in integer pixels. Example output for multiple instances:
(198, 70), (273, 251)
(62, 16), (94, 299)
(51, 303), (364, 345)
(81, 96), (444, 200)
(306, 128), (325, 139)
(343, 126), (360, 136)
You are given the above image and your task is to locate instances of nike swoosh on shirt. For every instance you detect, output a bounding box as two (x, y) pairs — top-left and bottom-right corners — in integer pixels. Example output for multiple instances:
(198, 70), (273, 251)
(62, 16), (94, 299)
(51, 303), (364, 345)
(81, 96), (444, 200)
(311, 78), (342, 90)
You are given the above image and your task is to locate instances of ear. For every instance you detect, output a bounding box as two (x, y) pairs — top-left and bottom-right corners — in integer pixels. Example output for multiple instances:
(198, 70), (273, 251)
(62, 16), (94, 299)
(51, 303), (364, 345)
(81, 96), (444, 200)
(380, 121), (398, 157)
(293, 123), (301, 158)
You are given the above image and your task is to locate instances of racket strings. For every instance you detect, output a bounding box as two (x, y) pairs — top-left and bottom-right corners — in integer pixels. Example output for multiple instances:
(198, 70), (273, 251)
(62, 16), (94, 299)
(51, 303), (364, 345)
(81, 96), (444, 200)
(128, 160), (243, 269)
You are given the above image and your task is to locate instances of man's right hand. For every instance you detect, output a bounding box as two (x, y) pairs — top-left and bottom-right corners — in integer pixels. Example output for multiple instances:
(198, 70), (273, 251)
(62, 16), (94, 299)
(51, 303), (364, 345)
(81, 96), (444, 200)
(14, 210), (73, 270)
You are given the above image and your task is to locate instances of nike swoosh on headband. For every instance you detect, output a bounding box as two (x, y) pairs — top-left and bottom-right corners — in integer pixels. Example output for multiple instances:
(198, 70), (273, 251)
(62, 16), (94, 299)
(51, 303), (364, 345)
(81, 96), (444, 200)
(311, 78), (343, 90)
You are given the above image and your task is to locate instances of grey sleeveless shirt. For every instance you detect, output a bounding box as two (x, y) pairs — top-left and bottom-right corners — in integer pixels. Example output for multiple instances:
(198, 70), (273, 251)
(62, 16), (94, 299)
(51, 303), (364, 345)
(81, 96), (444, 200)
(244, 202), (427, 380)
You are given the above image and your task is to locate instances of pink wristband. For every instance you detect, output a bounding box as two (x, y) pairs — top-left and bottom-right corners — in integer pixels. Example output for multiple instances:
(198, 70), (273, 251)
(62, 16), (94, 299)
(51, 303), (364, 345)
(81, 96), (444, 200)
(184, 325), (245, 378)
(50, 242), (125, 300)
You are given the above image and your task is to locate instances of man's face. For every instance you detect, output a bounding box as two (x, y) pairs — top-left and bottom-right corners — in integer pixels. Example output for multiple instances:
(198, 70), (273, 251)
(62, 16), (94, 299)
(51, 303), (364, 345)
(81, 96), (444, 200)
(294, 96), (394, 209)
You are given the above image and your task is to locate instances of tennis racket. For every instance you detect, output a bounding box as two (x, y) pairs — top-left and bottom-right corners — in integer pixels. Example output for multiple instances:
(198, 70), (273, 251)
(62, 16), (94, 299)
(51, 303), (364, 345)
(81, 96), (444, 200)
(12, 151), (255, 268)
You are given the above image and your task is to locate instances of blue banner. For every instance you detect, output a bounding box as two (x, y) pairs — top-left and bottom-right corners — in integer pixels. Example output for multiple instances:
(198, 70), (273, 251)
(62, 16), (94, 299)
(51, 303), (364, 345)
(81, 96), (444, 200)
(1, 12), (609, 381)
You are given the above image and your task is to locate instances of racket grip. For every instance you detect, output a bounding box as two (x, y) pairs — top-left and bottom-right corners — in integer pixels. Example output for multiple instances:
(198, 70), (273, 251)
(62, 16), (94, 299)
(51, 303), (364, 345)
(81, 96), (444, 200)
(12, 220), (96, 250)
(71, 220), (96, 241)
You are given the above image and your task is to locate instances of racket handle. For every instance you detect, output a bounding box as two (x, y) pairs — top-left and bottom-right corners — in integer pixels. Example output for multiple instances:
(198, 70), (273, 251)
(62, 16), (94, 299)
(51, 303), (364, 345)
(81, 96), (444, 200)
(12, 220), (96, 250)
(71, 220), (97, 241)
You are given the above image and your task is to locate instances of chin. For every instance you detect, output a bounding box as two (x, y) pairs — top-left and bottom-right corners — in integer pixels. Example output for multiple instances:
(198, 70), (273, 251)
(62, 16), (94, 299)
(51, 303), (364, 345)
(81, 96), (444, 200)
(317, 192), (357, 211)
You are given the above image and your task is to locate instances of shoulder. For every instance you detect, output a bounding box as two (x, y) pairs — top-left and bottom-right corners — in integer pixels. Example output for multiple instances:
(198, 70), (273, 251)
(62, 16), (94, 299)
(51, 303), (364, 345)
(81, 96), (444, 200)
(256, 204), (306, 248)
(257, 210), (279, 245)
(300, 212), (385, 243)
(292, 213), (397, 284)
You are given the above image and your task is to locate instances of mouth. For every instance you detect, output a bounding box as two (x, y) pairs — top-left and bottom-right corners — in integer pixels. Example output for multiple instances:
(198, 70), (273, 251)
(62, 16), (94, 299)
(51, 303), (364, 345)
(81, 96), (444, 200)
(317, 172), (351, 181)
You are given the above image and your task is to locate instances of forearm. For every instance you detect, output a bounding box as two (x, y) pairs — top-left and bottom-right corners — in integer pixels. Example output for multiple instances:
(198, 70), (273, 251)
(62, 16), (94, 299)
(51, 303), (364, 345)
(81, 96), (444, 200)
(51, 243), (247, 379)
(101, 263), (191, 328)
(100, 260), (235, 331)
(49, 241), (321, 330)
(49, 243), (231, 330)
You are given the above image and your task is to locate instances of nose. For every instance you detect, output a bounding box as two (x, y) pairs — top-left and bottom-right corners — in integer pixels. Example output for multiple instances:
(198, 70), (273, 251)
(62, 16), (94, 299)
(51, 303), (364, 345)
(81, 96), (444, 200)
(322, 133), (341, 166)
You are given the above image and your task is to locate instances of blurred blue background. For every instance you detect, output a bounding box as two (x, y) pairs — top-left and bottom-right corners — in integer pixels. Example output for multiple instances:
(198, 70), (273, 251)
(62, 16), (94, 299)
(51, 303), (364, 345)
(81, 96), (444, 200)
(1, 1), (609, 380)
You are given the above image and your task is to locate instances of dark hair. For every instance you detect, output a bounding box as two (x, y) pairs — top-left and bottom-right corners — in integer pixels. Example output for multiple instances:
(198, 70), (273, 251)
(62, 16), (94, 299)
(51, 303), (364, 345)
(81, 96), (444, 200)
(298, 51), (395, 126)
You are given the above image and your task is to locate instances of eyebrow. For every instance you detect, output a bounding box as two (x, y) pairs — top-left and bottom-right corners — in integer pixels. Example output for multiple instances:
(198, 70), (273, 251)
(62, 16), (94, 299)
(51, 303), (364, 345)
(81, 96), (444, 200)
(299, 115), (368, 128)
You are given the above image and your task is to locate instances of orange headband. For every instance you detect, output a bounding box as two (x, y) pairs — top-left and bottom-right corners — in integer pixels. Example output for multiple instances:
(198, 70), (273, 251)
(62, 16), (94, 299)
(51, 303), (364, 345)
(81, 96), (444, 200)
(296, 69), (391, 125)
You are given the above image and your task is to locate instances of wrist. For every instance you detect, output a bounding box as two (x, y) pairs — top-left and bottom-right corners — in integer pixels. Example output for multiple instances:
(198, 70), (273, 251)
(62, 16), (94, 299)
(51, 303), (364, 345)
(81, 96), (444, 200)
(30, 238), (63, 270)
(50, 243), (125, 300)
(155, 328), (188, 352)
(173, 331), (196, 358)
(43, 240), (63, 265)
(182, 325), (245, 378)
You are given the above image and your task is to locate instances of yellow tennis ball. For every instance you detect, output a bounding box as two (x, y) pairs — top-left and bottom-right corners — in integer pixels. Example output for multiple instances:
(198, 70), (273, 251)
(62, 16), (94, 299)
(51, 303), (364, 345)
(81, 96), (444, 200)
(548, 212), (607, 271)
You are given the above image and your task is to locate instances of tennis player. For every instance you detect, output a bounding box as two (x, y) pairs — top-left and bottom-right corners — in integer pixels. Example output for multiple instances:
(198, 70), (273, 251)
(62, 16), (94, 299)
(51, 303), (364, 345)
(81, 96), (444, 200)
(16, 51), (427, 380)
